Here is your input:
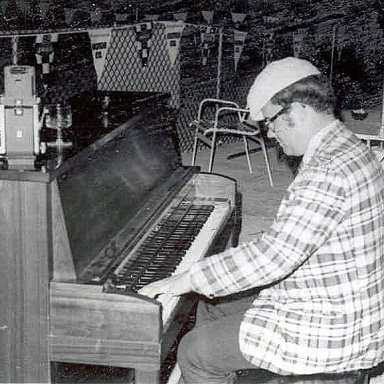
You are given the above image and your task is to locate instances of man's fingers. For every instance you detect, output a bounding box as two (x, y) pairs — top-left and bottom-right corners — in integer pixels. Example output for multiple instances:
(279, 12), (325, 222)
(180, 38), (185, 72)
(138, 281), (165, 298)
(138, 286), (157, 298)
(138, 273), (190, 298)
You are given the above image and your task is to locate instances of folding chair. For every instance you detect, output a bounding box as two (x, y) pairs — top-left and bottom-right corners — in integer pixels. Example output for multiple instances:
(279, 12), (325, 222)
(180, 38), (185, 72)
(190, 98), (273, 187)
(356, 133), (384, 164)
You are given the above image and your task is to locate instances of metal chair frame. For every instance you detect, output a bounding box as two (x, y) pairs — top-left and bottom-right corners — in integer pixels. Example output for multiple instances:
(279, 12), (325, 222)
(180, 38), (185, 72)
(355, 133), (384, 164)
(190, 98), (274, 187)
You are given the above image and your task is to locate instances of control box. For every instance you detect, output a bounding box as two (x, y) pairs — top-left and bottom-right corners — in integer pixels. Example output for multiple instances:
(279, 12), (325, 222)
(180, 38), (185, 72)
(3, 65), (36, 101)
(0, 65), (42, 169)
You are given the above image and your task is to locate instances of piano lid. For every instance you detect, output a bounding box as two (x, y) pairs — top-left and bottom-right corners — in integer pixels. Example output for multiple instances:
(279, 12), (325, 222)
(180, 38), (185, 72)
(56, 105), (194, 280)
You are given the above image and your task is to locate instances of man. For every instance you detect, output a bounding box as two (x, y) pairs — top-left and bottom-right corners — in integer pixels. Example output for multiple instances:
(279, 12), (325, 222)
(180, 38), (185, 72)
(139, 57), (384, 383)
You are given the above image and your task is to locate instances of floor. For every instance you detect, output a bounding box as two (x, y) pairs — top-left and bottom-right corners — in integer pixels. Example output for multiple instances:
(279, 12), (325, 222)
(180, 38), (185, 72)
(182, 140), (295, 243)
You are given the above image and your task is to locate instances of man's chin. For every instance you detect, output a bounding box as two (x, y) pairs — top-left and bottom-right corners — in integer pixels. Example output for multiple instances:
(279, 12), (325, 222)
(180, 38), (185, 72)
(280, 147), (299, 157)
(276, 142), (301, 157)
(280, 147), (293, 156)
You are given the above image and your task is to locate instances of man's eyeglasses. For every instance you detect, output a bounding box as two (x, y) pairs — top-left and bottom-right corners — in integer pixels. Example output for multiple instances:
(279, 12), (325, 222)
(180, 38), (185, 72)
(264, 107), (289, 130)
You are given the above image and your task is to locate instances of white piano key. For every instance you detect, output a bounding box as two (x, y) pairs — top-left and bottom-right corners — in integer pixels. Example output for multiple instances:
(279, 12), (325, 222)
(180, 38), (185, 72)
(160, 201), (231, 327)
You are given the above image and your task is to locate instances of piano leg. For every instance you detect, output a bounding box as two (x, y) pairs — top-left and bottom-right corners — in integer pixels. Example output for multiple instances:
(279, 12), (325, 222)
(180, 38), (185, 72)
(135, 368), (160, 384)
(0, 179), (51, 383)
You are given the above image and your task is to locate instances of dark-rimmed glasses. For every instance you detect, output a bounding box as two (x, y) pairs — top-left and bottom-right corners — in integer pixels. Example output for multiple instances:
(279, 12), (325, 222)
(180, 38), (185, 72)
(264, 107), (289, 130)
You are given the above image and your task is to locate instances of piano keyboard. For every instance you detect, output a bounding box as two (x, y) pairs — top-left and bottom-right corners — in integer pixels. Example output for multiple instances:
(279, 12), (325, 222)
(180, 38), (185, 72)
(113, 200), (214, 292)
(111, 196), (232, 326)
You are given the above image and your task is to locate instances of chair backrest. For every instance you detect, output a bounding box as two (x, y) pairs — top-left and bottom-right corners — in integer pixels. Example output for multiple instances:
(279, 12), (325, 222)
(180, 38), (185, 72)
(197, 98), (241, 121)
(356, 133), (384, 166)
(215, 106), (249, 123)
(195, 98), (263, 132)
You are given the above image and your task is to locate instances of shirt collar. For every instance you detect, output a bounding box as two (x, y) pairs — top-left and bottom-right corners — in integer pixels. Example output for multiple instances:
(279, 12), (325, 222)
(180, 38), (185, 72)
(302, 119), (340, 165)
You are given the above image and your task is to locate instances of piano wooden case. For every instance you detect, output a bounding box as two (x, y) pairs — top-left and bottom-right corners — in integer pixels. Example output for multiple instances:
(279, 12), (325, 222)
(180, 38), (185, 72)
(0, 102), (238, 383)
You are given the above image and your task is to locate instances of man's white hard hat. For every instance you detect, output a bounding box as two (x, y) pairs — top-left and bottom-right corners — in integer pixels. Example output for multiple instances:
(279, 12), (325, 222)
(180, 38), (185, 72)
(247, 57), (321, 121)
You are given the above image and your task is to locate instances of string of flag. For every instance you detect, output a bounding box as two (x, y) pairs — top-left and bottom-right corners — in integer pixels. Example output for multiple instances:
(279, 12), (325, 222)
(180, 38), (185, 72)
(1, 20), (255, 86)
(0, 6), (255, 77)
(1, 7), (322, 83)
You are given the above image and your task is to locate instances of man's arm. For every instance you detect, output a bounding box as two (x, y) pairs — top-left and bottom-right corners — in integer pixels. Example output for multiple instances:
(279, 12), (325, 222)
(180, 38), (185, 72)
(140, 168), (347, 300)
(187, 168), (347, 298)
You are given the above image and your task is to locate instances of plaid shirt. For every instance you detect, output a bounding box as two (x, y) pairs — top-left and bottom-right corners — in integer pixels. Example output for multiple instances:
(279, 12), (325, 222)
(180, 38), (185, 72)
(190, 120), (384, 375)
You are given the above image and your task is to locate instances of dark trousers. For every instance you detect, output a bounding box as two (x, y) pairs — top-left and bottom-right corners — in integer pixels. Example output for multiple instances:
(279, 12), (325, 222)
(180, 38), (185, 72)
(177, 293), (260, 383)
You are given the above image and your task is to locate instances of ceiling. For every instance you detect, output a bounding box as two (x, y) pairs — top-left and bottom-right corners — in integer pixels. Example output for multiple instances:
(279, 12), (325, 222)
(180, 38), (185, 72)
(1, 0), (382, 33)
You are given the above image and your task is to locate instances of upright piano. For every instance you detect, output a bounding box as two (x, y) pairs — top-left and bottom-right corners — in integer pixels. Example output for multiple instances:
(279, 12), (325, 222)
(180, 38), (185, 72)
(0, 94), (238, 384)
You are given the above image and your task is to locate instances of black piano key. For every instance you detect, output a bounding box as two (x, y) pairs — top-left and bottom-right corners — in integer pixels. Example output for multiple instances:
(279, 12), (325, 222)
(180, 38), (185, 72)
(112, 203), (215, 290)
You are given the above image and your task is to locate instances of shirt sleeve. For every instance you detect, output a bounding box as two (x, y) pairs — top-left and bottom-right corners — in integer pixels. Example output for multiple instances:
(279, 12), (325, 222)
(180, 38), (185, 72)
(189, 167), (347, 298)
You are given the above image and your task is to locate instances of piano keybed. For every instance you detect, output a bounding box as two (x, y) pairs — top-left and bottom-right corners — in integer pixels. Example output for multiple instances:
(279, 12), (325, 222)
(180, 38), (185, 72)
(113, 200), (214, 292)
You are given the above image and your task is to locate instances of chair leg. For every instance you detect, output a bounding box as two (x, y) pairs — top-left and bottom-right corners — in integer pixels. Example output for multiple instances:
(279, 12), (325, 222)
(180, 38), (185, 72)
(357, 371), (369, 384)
(191, 126), (199, 166)
(260, 137), (274, 187)
(243, 136), (253, 174)
(208, 132), (217, 172)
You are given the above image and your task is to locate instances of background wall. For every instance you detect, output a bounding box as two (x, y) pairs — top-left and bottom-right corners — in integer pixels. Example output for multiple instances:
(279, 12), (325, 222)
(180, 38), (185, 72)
(0, 0), (383, 151)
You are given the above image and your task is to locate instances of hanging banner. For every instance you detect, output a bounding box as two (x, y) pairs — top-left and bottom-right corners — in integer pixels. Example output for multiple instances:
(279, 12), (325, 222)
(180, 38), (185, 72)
(38, 2), (49, 20)
(90, 8), (102, 24)
(11, 36), (18, 65)
(35, 33), (58, 44)
(88, 28), (112, 82)
(292, 28), (307, 57)
(174, 12), (187, 21)
(336, 25), (347, 60)
(145, 14), (160, 21)
(263, 16), (280, 25)
(264, 31), (274, 65)
(16, 0), (30, 17)
(367, 24), (379, 54)
(201, 26), (215, 66)
(0, 0), (9, 15)
(234, 29), (247, 72)
(163, 21), (185, 67)
(315, 20), (334, 44)
(134, 22), (153, 67)
(201, 10), (214, 24)
(64, 7), (75, 25)
(35, 33), (58, 87)
(231, 12), (246, 24)
(114, 13), (129, 23)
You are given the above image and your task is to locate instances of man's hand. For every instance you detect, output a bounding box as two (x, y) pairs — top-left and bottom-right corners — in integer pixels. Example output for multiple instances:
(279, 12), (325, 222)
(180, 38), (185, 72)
(138, 271), (192, 299)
